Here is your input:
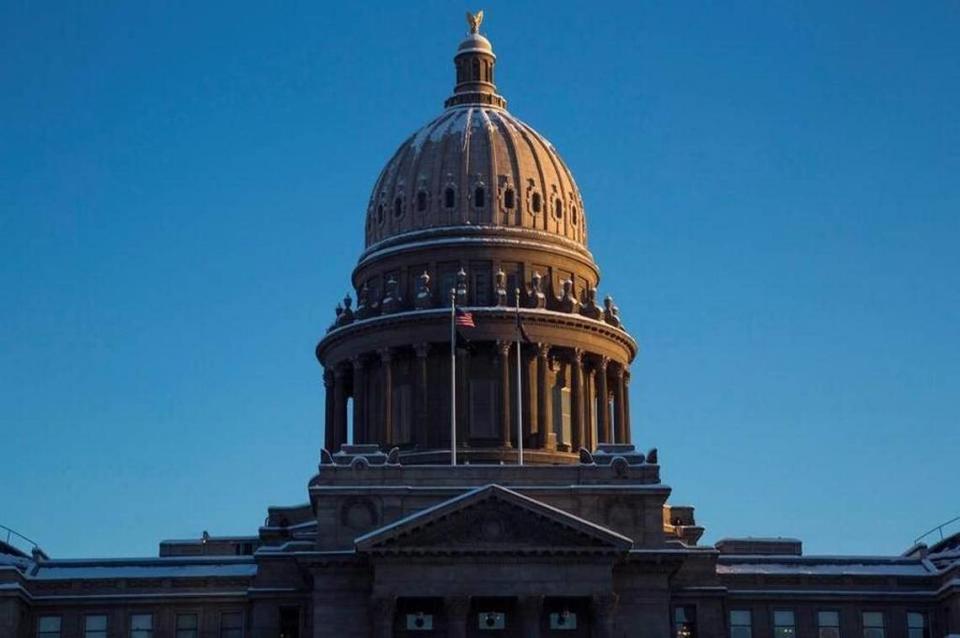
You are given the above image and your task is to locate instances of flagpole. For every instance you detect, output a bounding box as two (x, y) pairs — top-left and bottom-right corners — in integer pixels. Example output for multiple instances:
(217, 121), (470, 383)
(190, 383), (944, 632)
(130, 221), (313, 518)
(515, 288), (523, 466)
(450, 288), (457, 466)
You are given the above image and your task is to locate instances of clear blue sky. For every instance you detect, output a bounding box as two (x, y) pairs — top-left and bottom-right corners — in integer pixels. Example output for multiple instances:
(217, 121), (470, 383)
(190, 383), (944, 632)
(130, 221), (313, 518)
(2, 1), (958, 558)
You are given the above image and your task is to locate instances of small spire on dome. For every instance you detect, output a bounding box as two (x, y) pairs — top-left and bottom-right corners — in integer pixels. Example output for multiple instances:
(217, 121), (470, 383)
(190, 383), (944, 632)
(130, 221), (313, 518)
(466, 10), (484, 35)
(446, 10), (506, 109)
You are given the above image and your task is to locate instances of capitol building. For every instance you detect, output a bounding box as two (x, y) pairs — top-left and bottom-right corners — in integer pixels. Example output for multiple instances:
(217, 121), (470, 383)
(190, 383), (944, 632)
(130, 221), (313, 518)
(1, 13), (958, 638)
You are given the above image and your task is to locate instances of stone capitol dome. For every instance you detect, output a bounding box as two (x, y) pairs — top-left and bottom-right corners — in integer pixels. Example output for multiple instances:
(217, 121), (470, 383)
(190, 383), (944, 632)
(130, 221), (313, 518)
(316, 14), (636, 465)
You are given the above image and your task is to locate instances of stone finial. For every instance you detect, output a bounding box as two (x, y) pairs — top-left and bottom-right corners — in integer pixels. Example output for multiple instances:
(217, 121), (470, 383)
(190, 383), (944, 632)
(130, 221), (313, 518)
(328, 302), (343, 332)
(382, 276), (402, 314)
(494, 268), (507, 306)
(603, 295), (621, 328)
(527, 271), (546, 309)
(455, 267), (468, 306)
(559, 278), (579, 314)
(356, 283), (371, 319)
(581, 286), (602, 319)
(646, 447), (658, 464)
(579, 448), (594, 464)
(337, 294), (355, 327)
(415, 270), (433, 309)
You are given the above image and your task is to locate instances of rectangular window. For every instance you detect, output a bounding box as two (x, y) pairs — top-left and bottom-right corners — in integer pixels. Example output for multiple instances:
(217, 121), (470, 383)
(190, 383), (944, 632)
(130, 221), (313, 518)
(37, 616), (61, 638)
(176, 614), (199, 638)
(85, 615), (108, 638)
(774, 611), (796, 638)
(907, 613), (928, 638)
(730, 610), (752, 638)
(673, 606), (697, 638)
(220, 612), (243, 638)
(818, 611), (841, 638)
(130, 614), (153, 638)
(863, 612), (885, 638)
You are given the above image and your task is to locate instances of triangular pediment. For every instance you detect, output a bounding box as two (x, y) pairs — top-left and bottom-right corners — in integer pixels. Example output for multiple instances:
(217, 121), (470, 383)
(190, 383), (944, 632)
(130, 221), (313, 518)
(355, 484), (632, 555)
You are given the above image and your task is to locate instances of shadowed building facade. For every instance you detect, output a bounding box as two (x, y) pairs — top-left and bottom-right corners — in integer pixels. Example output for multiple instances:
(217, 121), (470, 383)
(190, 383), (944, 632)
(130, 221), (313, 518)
(2, 14), (959, 638)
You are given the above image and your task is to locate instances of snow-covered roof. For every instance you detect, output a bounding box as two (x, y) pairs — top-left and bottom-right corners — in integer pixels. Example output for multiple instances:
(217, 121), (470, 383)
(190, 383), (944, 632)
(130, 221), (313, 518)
(717, 557), (933, 577)
(17, 557), (256, 581)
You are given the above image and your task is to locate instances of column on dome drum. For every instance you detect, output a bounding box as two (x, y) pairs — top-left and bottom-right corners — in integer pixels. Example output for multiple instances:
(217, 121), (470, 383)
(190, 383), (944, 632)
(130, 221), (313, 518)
(351, 356), (366, 444)
(571, 349), (585, 452)
(333, 364), (349, 451)
(613, 364), (626, 444)
(414, 343), (430, 448)
(323, 368), (335, 452)
(596, 357), (610, 443)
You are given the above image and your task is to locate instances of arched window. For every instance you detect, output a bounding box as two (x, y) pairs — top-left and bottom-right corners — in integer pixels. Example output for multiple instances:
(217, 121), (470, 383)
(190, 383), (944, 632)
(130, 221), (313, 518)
(474, 187), (485, 208)
(445, 187), (456, 209)
(531, 192), (542, 214)
(377, 204), (384, 225)
(555, 199), (564, 219)
(417, 191), (427, 212)
(394, 196), (403, 218)
(503, 188), (515, 209)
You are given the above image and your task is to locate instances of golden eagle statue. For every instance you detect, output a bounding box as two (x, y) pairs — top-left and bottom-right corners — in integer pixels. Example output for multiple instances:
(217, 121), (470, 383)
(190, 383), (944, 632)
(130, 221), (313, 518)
(466, 10), (484, 34)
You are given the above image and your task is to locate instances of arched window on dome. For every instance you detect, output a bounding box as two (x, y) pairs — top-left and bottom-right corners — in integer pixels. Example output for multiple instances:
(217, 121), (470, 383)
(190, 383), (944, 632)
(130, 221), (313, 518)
(474, 187), (485, 209)
(394, 196), (404, 218)
(571, 206), (578, 225)
(503, 188), (515, 210)
(531, 192), (542, 214)
(555, 199), (564, 219)
(416, 190), (427, 212)
(377, 203), (384, 225)
(444, 187), (456, 209)
(472, 59), (480, 81)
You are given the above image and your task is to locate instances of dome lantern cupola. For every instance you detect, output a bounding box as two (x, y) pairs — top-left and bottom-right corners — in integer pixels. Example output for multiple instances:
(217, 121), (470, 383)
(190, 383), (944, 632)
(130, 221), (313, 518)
(445, 11), (506, 109)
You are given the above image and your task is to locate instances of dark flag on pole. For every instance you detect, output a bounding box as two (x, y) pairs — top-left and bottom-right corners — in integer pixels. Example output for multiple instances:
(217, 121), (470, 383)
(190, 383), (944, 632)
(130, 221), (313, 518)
(515, 310), (532, 343)
(454, 307), (476, 351)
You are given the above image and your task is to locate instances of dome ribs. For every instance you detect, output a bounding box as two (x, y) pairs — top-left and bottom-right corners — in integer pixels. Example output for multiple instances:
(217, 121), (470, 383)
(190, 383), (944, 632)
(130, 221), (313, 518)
(480, 108), (497, 226)
(488, 109), (522, 229)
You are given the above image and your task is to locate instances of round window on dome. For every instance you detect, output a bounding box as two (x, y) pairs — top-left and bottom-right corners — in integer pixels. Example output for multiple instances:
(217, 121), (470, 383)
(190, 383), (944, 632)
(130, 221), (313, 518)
(416, 190), (428, 212)
(377, 203), (385, 225)
(554, 199), (564, 219)
(531, 192), (542, 214)
(571, 206), (578, 225)
(394, 196), (404, 218)
(474, 187), (485, 208)
(444, 187), (456, 209)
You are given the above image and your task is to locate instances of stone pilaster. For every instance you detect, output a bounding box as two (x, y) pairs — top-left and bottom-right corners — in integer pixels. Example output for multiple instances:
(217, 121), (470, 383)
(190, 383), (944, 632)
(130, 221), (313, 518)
(414, 343), (430, 448)
(370, 596), (396, 638)
(536, 343), (551, 449)
(519, 595), (544, 638)
(591, 592), (618, 638)
(445, 596), (470, 638)
(584, 366), (596, 451)
(379, 348), (393, 446)
(497, 340), (512, 448)
(623, 368), (632, 444)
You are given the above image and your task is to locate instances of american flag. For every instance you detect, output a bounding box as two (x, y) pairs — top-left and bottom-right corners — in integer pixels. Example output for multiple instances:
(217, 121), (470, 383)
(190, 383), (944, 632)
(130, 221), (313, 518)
(454, 307), (475, 328)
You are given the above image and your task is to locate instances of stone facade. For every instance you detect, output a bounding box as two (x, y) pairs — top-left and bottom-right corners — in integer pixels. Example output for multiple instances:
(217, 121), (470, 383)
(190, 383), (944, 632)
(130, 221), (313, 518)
(2, 13), (958, 638)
